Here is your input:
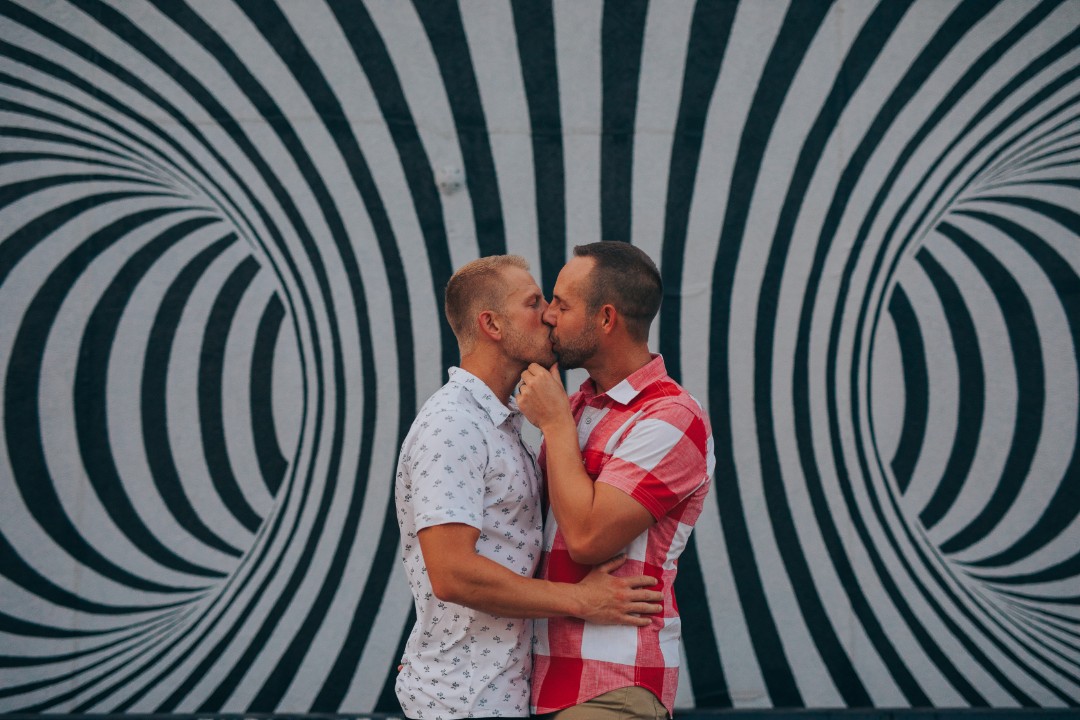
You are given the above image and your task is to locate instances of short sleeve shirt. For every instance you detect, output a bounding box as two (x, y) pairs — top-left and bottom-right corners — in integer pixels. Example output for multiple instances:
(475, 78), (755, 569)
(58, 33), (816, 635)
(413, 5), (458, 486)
(395, 368), (544, 719)
(531, 355), (714, 716)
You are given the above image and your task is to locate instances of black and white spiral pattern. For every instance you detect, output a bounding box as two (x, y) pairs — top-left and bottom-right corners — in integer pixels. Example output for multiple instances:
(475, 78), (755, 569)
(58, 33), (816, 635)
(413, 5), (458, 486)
(1, 0), (1078, 712)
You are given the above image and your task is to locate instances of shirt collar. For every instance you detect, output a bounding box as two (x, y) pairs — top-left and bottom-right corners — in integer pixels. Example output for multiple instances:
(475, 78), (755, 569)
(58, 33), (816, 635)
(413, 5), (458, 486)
(448, 366), (517, 427)
(577, 354), (667, 406)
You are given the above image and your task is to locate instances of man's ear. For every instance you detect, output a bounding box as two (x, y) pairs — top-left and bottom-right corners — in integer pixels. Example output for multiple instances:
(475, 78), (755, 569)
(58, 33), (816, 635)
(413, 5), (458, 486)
(477, 309), (502, 341)
(598, 304), (617, 334)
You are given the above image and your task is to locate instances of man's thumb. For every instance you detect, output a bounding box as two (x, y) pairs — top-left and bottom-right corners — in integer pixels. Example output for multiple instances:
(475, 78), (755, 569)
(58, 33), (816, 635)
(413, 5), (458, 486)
(549, 363), (563, 387)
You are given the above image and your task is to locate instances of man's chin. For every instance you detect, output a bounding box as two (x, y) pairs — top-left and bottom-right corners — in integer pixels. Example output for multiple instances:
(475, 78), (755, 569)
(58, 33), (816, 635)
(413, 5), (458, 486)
(552, 351), (580, 370)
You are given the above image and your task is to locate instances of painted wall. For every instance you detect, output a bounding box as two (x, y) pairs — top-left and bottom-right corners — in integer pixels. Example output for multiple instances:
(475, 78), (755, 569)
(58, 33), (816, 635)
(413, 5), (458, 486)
(1, 0), (1078, 712)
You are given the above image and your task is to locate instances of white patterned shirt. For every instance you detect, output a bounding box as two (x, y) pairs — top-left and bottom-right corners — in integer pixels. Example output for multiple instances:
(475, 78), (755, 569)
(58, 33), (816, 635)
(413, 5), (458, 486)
(395, 367), (544, 719)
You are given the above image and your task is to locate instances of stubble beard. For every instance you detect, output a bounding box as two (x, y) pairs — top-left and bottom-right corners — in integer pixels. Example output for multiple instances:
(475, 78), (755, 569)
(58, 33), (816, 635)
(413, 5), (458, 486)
(551, 325), (599, 370)
(503, 321), (556, 367)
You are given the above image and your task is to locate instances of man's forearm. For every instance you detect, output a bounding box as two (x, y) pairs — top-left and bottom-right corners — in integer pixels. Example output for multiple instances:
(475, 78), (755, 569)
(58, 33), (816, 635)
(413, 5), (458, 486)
(540, 416), (658, 564)
(433, 550), (662, 627)
(540, 416), (599, 549)
(432, 550), (583, 619)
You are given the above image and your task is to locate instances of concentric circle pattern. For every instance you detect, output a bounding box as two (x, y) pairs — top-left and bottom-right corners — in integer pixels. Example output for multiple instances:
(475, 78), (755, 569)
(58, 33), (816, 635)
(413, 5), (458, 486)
(1, 0), (1078, 713)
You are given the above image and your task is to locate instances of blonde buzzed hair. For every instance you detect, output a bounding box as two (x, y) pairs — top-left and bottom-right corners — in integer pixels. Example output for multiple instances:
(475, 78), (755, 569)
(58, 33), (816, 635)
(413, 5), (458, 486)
(444, 255), (530, 352)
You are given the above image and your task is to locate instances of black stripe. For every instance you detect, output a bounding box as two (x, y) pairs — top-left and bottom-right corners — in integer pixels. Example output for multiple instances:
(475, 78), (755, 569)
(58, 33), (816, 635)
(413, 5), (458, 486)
(0, 125), (144, 172)
(0, 99), (179, 180)
(710, 0), (856, 706)
(0, 610), (122, 639)
(658, 0), (737, 383)
(227, 2), (402, 707)
(0, 613), (181, 667)
(413, 0), (506, 256)
(0, 144), (148, 176)
(600, 0), (648, 243)
(104, 0), (348, 703)
(142, 235), (244, 558)
(751, 0), (936, 705)
(199, 255), (265, 534)
(0, 611), (191, 706)
(374, 607), (415, 713)
(996, 588), (1080, 606)
(74, 215), (231, 577)
(915, 250), (985, 531)
(16, 612), (197, 713)
(658, 3), (737, 696)
(1015, 134), (1080, 168)
(0, 13), (259, 244)
(312, 494), (403, 710)
(1, 189), (172, 286)
(823, 0), (1072, 697)
(954, 202), (1080, 568)
(5, 205), (206, 595)
(798, 0), (1003, 704)
(250, 295), (289, 496)
(991, 146), (1080, 180)
(0, 170), (156, 209)
(672, 533), (729, 707)
(983, 125), (1080, 181)
(887, 284), (928, 495)
(329, 0), (456, 373)
(0, 106), (176, 182)
(875, 25), (1080, 270)
(979, 97), (1080, 181)
(1008, 602), (1080, 650)
(937, 222), (1044, 555)
(0, 529), (190, 617)
(0, 71), (200, 194)
(65, 614), (201, 714)
(511, 0), (565, 296)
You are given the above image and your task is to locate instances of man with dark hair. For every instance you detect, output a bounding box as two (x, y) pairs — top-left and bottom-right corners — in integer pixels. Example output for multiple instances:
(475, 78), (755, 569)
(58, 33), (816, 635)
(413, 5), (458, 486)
(517, 242), (714, 719)
(395, 254), (663, 720)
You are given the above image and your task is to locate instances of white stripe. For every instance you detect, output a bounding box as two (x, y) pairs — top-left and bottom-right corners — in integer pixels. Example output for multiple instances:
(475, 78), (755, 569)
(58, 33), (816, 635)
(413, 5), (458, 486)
(665, 521), (694, 572)
(579, 623), (638, 665)
(612, 417), (686, 472)
(659, 616), (683, 668)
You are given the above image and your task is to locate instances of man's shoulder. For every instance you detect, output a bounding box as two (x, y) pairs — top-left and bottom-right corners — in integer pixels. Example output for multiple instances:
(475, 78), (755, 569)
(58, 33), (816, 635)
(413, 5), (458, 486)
(406, 384), (491, 441)
(418, 381), (484, 416)
(639, 378), (708, 417)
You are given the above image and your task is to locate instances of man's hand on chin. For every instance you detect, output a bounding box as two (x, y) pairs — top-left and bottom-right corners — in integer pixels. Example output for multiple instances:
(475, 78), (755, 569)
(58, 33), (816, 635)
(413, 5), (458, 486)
(517, 362), (571, 430)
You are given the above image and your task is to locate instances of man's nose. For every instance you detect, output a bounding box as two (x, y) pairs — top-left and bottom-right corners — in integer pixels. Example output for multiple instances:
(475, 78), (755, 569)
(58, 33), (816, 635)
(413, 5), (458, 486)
(542, 305), (556, 326)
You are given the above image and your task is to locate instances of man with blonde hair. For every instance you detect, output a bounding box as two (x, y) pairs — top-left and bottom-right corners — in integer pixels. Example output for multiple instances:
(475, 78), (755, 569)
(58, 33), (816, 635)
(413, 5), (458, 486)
(395, 254), (663, 719)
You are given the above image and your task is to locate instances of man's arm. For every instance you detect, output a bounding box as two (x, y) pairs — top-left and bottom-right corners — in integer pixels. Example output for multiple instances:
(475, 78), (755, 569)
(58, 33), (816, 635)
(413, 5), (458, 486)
(517, 364), (656, 565)
(417, 523), (661, 625)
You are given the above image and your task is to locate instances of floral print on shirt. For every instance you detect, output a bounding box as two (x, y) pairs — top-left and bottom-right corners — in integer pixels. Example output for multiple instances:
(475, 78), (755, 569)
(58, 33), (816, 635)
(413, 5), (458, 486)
(395, 368), (544, 719)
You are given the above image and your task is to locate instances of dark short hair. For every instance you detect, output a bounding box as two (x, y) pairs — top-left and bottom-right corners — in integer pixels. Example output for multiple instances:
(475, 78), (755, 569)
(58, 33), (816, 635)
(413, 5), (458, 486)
(573, 242), (662, 341)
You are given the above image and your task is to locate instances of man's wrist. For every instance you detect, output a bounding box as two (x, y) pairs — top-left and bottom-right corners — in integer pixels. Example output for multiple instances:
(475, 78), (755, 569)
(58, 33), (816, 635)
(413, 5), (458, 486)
(561, 579), (587, 619)
(539, 413), (575, 437)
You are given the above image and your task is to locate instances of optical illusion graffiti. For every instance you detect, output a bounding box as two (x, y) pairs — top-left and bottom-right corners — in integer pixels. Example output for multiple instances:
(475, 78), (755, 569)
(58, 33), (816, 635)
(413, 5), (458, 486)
(1, 0), (1078, 712)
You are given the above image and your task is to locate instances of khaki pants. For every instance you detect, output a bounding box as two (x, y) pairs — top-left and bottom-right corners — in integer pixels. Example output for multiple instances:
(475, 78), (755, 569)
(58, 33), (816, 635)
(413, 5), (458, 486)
(534, 686), (669, 719)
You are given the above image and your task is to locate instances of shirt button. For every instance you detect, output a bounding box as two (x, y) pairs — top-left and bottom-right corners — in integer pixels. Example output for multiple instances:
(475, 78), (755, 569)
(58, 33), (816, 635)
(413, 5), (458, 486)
(585, 417), (592, 424)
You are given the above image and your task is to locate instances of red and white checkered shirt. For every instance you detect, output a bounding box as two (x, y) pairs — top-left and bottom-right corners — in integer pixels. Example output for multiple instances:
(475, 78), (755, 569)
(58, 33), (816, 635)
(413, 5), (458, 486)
(531, 355), (713, 716)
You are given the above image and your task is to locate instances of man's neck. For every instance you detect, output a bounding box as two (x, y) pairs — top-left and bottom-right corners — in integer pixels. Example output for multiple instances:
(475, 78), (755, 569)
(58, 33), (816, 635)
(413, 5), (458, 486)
(586, 344), (654, 396)
(459, 352), (522, 407)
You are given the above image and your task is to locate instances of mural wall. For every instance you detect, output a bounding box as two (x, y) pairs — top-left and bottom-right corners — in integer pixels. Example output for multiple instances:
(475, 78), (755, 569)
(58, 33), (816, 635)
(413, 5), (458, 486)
(1, 0), (1078, 712)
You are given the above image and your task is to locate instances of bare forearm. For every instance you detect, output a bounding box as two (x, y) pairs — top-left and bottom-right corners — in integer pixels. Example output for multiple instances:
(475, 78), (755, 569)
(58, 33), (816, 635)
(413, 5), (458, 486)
(540, 417), (600, 548)
(541, 418), (657, 565)
(434, 553), (582, 619)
